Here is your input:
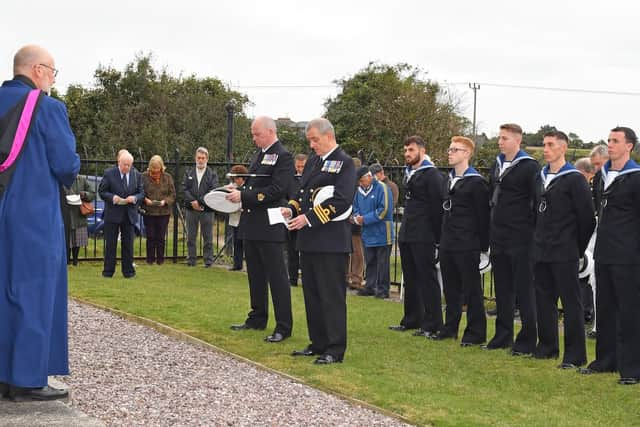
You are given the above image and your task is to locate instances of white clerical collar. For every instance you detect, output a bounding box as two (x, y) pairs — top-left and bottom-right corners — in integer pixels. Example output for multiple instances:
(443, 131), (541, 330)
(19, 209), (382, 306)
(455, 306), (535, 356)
(321, 144), (339, 161)
(262, 141), (277, 153)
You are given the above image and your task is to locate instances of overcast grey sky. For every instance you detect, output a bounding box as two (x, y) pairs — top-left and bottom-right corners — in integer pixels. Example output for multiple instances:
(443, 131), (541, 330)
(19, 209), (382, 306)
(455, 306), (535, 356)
(3, 0), (639, 143)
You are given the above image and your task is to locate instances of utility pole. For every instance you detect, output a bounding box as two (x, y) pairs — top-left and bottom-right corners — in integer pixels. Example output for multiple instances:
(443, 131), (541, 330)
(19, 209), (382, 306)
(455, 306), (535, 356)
(469, 82), (480, 144)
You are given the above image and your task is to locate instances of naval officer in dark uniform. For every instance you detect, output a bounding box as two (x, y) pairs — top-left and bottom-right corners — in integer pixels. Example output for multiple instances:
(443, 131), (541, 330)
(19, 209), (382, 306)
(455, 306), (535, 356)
(484, 123), (539, 355)
(284, 118), (356, 365)
(580, 126), (640, 386)
(531, 131), (595, 368)
(389, 135), (445, 337)
(228, 116), (294, 343)
(434, 136), (489, 345)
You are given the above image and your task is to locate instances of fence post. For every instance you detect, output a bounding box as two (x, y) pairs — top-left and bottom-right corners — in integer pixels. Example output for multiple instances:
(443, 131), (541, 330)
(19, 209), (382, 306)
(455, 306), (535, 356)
(172, 148), (180, 263)
(224, 100), (236, 257)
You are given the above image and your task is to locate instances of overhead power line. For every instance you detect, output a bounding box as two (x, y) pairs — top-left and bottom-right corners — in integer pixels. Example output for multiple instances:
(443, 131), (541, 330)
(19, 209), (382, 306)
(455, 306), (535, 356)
(444, 81), (640, 97)
(233, 81), (640, 97)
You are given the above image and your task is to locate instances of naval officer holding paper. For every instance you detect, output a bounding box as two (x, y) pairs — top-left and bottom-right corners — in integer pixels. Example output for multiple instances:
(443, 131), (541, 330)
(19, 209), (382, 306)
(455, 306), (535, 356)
(227, 116), (294, 343)
(284, 118), (356, 365)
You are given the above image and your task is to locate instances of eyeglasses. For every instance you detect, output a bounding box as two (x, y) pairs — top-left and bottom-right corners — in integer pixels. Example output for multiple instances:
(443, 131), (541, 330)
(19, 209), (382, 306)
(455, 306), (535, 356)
(447, 147), (468, 154)
(38, 63), (59, 77)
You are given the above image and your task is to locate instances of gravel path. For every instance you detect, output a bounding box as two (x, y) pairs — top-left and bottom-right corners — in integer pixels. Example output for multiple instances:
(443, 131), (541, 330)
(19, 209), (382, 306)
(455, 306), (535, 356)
(63, 300), (411, 426)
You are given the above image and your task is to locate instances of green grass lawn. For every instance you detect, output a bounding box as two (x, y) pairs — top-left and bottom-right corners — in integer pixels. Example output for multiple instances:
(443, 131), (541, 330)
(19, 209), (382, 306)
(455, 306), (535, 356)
(68, 263), (636, 427)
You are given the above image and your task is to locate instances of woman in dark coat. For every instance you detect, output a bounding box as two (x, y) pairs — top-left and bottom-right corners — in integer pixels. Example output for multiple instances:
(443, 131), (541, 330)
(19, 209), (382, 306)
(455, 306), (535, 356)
(142, 155), (176, 264)
(64, 175), (95, 265)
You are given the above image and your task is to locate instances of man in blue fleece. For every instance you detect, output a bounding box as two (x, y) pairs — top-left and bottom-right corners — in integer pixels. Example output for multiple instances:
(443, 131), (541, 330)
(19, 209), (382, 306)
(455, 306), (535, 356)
(352, 166), (394, 299)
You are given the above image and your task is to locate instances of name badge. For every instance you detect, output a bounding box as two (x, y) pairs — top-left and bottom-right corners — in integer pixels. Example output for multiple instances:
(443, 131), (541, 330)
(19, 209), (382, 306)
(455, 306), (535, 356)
(261, 154), (278, 165)
(321, 160), (343, 173)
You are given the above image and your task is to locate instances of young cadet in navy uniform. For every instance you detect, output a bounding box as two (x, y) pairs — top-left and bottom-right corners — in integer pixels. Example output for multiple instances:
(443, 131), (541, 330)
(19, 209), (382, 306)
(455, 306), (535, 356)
(228, 116), (294, 343)
(433, 136), (489, 345)
(284, 118), (356, 365)
(531, 131), (595, 368)
(484, 123), (539, 355)
(286, 153), (307, 286)
(389, 135), (445, 337)
(580, 127), (640, 385)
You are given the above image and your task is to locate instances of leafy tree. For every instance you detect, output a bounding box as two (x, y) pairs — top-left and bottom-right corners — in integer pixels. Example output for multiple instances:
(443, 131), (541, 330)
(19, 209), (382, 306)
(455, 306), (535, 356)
(324, 63), (470, 164)
(64, 53), (253, 163)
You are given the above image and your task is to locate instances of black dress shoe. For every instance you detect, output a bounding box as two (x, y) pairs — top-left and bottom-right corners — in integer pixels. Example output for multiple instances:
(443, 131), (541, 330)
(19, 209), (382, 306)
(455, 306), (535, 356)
(357, 288), (375, 296)
(123, 273), (136, 278)
(102, 272), (113, 278)
(314, 354), (342, 365)
(375, 293), (390, 299)
(533, 352), (559, 360)
(429, 331), (457, 341)
(579, 366), (609, 375)
(290, 282), (298, 287)
(291, 347), (317, 357)
(228, 266), (242, 271)
(587, 330), (597, 339)
(8, 385), (69, 402)
(204, 264), (212, 268)
(618, 377), (640, 385)
(0, 382), (8, 398)
(481, 341), (512, 350)
(558, 362), (580, 370)
(230, 323), (265, 331)
(413, 329), (436, 338)
(460, 342), (482, 348)
(264, 332), (289, 343)
(388, 325), (409, 332)
(511, 350), (532, 357)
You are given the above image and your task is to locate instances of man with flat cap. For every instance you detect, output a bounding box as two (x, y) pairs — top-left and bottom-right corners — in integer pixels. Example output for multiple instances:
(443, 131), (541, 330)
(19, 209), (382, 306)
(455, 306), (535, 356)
(352, 166), (394, 299)
(228, 116), (294, 343)
(0, 45), (80, 401)
(284, 118), (356, 364)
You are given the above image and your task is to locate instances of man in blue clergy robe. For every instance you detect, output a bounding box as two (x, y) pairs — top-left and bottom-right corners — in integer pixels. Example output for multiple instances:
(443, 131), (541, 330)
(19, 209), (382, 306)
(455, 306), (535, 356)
(0, 45), (80, 401)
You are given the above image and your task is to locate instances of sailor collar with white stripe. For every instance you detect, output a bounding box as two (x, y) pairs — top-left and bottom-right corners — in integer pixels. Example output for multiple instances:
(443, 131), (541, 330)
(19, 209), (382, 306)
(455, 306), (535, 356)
(540, 162), (580, 189)
(601, 158), (640, 190)
(449, 167), (482, 190)
(495, 149), (534, 176)
(405, 158), (435, 182)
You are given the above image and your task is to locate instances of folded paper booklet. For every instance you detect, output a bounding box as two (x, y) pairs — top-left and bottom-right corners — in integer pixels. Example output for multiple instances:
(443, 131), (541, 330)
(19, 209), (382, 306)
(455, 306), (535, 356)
(152, 200), (162, 206)
(117, 199), (128, 205)
(267, 207), (287, 225)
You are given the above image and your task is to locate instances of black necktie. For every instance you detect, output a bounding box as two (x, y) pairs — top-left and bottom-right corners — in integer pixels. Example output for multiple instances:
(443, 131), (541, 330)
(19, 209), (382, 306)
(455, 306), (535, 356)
(122, 174), (128, 191)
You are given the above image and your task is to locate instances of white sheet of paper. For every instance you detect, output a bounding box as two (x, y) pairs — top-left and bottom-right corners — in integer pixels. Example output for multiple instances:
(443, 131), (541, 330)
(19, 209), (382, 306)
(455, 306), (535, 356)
(267, 208), (287, 225)
(228, 211), (240, 227)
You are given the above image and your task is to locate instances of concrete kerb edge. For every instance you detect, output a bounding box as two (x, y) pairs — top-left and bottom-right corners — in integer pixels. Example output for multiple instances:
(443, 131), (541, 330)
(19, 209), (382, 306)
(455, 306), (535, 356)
(70, 297), (416, 427)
